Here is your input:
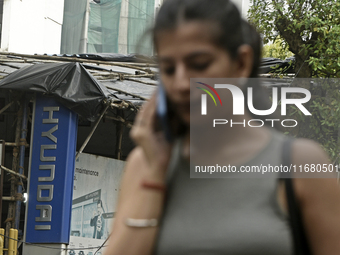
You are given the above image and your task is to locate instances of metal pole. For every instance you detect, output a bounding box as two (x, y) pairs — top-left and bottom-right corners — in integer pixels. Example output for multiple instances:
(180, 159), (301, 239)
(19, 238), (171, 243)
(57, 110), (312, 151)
(76, 104), (109, 160)
(0, 102), (13, 115)
(0, 141), (5, 227)
(13, 230), (17, 255)
(0, 228), (3, 255)
(14, 99), (28, 230)
(116, 110), (124, 160)
(117, 123), (124, 160)
(8, 229), (14, 255)
(6, 98), (22, 251)
(80, 0), (91, 53)
(0, 166), (26, 180)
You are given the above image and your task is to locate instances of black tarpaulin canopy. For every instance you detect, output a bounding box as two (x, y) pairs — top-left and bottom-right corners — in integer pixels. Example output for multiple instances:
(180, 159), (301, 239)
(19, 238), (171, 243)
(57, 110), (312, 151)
(0, 62), (114, 121)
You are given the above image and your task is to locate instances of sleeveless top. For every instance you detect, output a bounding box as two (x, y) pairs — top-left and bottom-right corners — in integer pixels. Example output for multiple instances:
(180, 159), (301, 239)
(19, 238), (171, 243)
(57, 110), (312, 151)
(154, 130), (293, 255)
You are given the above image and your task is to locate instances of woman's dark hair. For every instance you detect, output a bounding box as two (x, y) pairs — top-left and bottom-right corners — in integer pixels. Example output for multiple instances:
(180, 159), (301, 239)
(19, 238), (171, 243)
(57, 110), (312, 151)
(241, 20), (262, 78)
(154, 0), (280, 129)
(240, 20), (282, 129)
(153, 0), (260, 77)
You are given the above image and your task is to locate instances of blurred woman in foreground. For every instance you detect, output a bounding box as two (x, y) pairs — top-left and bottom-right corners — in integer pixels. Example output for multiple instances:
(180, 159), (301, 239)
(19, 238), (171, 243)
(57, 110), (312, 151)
(105, 0), (340, 254)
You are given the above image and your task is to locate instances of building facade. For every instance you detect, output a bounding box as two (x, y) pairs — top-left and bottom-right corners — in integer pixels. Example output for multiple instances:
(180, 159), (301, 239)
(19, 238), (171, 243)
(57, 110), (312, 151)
(0, 0), (162, 55)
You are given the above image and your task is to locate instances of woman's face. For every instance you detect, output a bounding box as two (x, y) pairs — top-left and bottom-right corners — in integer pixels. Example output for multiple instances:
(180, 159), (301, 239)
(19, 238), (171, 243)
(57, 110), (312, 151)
(156, 21), (247, 124)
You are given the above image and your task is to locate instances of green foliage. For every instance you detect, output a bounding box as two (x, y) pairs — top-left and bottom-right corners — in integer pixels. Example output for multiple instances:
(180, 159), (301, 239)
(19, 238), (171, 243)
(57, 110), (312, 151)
(249, 0), (340, 161)
(262, 38), (293, 60)
(287, 80), (340, 161)
(249, 0), (340, 78)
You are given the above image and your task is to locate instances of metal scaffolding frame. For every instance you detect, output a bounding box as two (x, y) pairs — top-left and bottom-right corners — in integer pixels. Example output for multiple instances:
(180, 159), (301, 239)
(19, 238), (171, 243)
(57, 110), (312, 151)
(0, 52), (155, 255)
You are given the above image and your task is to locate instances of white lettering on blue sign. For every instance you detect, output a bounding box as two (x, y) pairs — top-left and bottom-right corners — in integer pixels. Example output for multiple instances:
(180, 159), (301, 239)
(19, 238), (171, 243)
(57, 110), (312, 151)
(35, 107), (59, 231)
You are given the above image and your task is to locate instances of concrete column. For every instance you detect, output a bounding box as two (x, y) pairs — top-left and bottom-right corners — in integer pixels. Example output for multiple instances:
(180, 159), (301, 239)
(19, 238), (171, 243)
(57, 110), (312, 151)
(118, 0), (129, 54)
(1, 0), (12, 51)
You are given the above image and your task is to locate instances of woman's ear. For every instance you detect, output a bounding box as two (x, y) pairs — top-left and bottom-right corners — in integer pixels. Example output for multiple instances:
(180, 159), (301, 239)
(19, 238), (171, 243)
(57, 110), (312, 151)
(236, 44), (254, 78)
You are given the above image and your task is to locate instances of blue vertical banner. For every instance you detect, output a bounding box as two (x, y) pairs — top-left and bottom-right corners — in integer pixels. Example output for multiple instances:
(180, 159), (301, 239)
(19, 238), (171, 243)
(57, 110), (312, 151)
(26, 95), (78, 243)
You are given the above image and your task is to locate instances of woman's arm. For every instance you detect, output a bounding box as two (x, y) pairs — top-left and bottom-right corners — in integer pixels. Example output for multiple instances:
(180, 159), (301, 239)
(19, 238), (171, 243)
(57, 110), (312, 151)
(292, 139), (340, 255)
(105, 95), (172, 255)
(104, 147), (166, 255)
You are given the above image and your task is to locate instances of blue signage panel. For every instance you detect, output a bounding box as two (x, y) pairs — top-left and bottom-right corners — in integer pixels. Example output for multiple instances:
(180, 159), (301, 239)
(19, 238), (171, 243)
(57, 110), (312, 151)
(26, 95), (78, 243)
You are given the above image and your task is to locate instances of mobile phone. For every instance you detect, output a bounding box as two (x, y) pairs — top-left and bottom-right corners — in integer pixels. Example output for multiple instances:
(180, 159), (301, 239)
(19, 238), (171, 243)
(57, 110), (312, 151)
(156, 81), (173, 142)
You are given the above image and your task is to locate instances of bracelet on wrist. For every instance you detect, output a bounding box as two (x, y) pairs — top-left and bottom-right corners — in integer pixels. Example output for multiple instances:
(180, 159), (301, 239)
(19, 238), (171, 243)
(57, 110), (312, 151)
(125, 218), (158, 228)
(141, 180), (166, 192)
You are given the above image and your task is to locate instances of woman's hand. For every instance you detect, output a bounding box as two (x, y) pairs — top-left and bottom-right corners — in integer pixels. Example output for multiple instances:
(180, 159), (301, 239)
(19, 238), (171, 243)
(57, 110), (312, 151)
(104, 93), (172, 255)
(130, 93), (172, 177)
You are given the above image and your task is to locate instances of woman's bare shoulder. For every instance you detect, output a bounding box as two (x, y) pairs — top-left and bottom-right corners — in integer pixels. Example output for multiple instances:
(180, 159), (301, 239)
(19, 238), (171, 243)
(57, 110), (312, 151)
(292, 138), (329, 165)
(290, 138), (340, 255)
(291, 138), (334, 195)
